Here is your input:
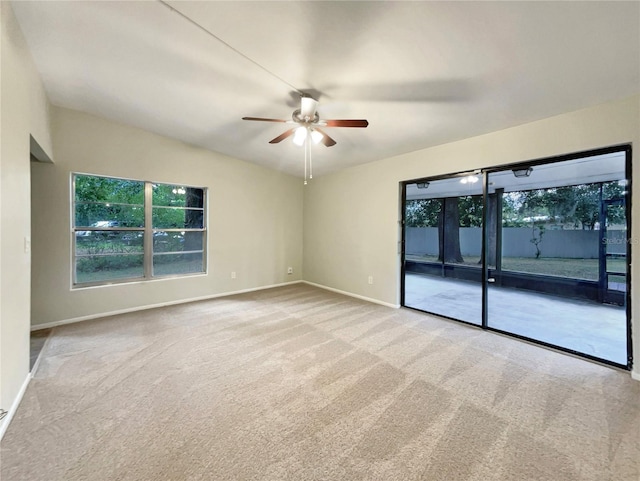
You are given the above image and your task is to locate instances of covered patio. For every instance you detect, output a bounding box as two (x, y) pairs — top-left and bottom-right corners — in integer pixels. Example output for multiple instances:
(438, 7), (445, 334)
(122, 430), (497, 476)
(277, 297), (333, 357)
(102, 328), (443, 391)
(404, 272), (628, 365)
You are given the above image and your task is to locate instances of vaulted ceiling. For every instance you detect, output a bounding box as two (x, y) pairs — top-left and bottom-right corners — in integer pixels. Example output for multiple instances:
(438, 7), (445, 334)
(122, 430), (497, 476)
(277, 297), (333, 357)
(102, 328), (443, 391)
(12, 1), (640, 177)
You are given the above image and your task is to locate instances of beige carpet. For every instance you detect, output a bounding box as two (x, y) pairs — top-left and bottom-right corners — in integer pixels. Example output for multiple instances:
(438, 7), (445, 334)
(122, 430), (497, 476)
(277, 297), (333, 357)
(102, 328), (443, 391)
(1, 284), (639, 480)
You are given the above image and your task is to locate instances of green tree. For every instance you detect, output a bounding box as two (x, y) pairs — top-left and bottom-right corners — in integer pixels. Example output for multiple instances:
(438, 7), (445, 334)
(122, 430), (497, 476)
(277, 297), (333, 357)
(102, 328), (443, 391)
(530, 223), (545, 259)
(405, 199), (440, 227)
(458, 195), (483, 227)
(513, 181), (624, 230)
(75, 175), (144, 227)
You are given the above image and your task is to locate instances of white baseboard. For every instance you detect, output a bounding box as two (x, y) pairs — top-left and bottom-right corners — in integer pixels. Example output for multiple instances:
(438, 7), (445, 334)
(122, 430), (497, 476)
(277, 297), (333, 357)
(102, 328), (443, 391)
(31, 281), (303, 331)
(632, 370), (640, 382)
(0, 373), (31, 441)
(30, 331), (53, 377)
(303, 281), (400, 309)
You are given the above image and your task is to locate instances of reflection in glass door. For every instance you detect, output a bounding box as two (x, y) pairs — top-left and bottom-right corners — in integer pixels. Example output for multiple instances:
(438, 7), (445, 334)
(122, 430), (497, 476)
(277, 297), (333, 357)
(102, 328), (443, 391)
(486, 151), (630, 365)
(403, 174), (483, 325)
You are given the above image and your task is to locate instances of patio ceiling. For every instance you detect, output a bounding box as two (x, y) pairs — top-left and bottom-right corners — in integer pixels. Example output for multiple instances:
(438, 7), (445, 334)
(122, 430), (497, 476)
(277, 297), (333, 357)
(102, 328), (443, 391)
(406, 151), (627, 199)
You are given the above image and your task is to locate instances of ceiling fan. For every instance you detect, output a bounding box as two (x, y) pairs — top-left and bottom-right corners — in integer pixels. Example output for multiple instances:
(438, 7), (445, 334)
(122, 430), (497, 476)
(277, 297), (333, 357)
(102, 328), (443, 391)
(242, 96), (368, 148)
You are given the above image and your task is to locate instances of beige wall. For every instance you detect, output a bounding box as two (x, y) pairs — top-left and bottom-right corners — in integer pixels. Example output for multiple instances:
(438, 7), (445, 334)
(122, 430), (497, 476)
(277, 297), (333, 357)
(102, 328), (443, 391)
(1, 2), (53, 427)
(303, 95), (640, 376)
(30, 107), (303, 326)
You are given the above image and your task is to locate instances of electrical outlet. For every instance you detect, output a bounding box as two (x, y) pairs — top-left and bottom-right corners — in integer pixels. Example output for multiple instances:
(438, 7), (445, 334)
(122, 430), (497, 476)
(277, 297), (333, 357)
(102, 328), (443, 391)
(368, 275), (373, 285)
(287, 267), (293, 275)
(231, 271), (236, 279)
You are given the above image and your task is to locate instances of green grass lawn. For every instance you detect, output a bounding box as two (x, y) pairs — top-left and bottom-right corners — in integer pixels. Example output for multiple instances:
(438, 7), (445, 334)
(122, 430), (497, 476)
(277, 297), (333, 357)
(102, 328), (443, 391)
(76, 265), (144, 284)
(405, 255), (627, 281)
(75, 258), (204, 284)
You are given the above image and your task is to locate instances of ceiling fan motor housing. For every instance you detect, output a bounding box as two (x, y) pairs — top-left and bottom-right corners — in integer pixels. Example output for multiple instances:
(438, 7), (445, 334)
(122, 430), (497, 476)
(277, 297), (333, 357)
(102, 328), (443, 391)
(292, 109), (319, 124)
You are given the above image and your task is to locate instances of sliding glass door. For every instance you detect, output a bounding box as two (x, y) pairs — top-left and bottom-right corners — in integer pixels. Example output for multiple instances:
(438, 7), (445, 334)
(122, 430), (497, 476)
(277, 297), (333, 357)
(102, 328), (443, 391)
(402, 146), (631, 368)
(485, 151), (629, 365)
(403, 174), (483, 325)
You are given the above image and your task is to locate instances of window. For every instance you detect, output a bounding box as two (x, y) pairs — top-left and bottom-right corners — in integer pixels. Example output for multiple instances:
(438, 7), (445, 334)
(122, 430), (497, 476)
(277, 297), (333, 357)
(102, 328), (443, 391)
(73, 174), (206, 287)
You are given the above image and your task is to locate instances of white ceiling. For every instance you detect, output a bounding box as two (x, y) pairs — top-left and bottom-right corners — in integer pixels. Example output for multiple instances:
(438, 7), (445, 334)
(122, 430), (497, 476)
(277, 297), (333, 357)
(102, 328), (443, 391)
(11, 1), (640, 178)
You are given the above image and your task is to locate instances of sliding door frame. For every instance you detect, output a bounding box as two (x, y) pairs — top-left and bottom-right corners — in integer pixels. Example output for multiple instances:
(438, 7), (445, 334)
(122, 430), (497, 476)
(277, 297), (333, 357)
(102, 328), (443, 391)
(400, 144), (633, 370)
(400, 169), (485, 328)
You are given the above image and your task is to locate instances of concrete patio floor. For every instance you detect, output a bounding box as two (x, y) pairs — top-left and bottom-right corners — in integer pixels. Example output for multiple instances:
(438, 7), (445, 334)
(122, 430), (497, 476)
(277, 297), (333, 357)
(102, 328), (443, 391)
(404, 272), (628, 365)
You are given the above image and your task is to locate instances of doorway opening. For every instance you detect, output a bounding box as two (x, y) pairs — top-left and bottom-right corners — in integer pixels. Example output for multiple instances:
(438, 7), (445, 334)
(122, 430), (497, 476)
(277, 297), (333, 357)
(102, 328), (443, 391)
(29, 134), (53, 373)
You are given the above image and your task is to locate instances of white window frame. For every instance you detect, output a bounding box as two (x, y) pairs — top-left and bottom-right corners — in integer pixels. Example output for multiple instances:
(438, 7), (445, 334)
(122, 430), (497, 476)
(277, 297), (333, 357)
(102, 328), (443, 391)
(72, 173), (207, 288)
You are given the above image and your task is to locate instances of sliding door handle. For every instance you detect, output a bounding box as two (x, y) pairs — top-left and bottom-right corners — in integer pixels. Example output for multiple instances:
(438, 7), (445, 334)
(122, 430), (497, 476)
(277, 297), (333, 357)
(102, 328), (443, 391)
(487, 278), (496, 283)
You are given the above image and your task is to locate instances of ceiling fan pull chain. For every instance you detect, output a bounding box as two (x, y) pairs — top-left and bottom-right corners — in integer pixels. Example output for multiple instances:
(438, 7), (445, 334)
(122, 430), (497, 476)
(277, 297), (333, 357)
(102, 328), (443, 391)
(304, 136), (308, 185)
(308, 135), (313, 180)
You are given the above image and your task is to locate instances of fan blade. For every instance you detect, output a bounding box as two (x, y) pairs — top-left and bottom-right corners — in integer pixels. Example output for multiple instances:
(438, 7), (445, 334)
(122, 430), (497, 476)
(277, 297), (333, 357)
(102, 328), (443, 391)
(242, 117), (287, 123)
(324, 119), (369, 128)
(314, 128), (337, 147)
(269, 128), (296, 144)
(300, 97), (318, 119)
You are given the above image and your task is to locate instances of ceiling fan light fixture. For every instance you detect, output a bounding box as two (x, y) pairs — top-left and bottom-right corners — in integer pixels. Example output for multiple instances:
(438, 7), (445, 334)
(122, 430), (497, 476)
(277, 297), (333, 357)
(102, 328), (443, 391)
(293, 126), (307, 146)
(310, 129), (323, 145)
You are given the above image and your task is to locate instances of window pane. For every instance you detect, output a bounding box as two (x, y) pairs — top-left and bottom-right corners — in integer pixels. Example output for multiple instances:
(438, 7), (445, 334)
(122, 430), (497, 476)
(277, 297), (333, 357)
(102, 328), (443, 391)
(152, 184), (204, 208)
(76, 231), (144, 255)
(153, 252), (204, 276)
(75, 204), (144, 228)
(75, 175), (144, 204)
(75, 254), (144, 284)
(153, 231), (204, 253)
(403, 177), (483, 326)
(152, 208), (203, 229)
(487, 151), (629, 366)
